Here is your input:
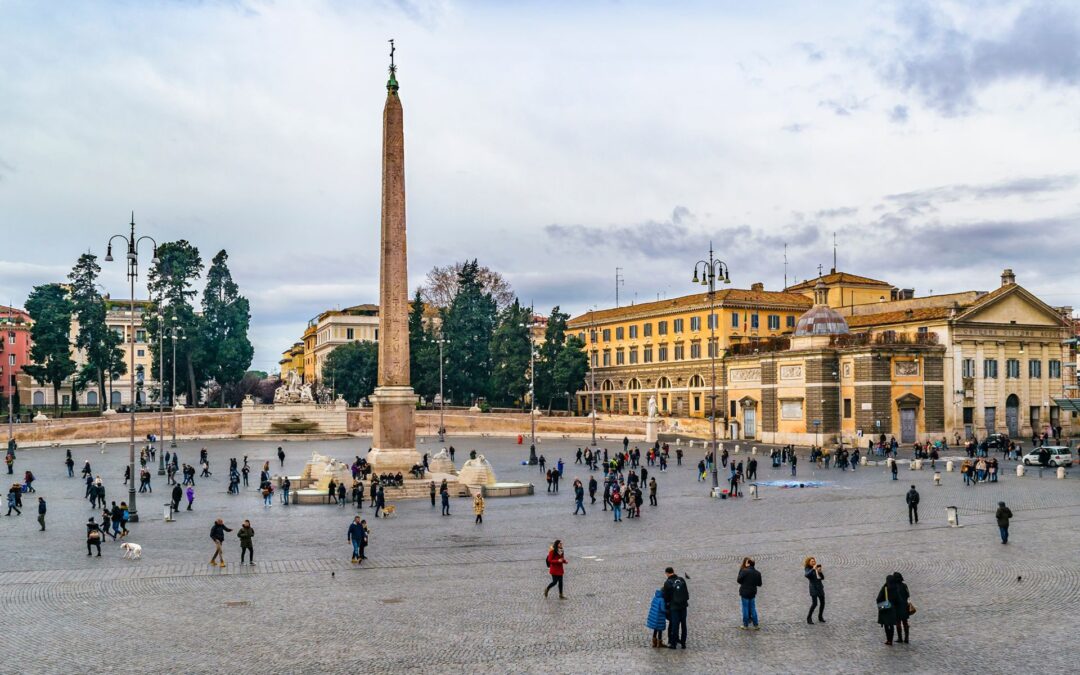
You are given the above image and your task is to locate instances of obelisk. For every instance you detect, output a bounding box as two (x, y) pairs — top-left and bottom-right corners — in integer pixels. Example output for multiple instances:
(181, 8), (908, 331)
(368, 42), (421, 473)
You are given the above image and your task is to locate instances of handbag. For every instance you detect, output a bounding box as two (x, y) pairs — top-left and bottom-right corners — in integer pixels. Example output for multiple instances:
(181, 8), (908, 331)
(907, 602), (916, 615)
(876, 587), (892, 610)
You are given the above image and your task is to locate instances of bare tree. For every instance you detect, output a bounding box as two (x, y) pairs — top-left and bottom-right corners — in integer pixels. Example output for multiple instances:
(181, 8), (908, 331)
(419, 261), (515, 310)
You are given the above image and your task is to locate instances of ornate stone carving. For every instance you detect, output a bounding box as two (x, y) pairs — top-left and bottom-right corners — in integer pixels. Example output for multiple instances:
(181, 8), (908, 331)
(729, 368), (761, 383)
(779, 365), (804, 380)
(894, 360), (920, 377)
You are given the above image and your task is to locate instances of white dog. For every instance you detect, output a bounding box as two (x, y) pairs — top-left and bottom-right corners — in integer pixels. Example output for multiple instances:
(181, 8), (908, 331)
(120, 542), (142, 560)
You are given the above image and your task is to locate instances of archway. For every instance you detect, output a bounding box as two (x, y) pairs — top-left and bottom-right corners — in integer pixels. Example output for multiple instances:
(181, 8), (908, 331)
(1006, 394), (1020, 438)
(656, 376), (671, 413)
(32, 391), (45, 406)
(86, 391), (98, 407)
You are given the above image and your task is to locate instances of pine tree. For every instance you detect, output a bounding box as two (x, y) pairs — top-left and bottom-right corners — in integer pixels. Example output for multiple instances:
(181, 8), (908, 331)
(68, 253), (123, 410)
(442, 260), (498, 405)
(535, 306), (571, 408)
(323, 341), (379, 406)
(488, 300), (532, 407)
(23, 284), (75, 414)
(201, 250), (253, 407)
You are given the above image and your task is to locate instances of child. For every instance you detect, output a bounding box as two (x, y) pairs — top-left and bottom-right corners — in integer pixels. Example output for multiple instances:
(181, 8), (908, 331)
(647, 588), (667, 648)
(186, 486), (195, 510)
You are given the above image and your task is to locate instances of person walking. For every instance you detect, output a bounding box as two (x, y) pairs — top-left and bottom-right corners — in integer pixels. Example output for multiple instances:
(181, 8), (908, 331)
(804, 557), (825, 623)
(337, 481), (347, 508)
(996, 501), (1013, 544)
(543, 540), (567, 599)
(790, 453), (798, 477)
(906, 485), (920, 524)
(277, 447), (285, 468)
(611, 486), (623, 522)
(37, 497), (46, 531)
(186, 486), (195, 510)
(737, 557), (762, 629)
(209, 519), (231, 567)
(890, 457), (899, 481)
(648, 477), (658, 506)
(876, 574), (900, 645)
(893, 572), (912, 644)
(646, 587), (668, 648)
(6, 484), (21, 516)
(86, 517), (103, 557)
(662, 566), (689, 649)
(440, 484), (450, 516)
(429, 481), (436, 507)
(171, 483), (182, 513)
(588, 475), (597, 504)
(347, 515), (366, 563)
(473, 492), (485, 524)
(573, 479), (586, 515)
(375, 484), (386, 518)
(238, 519), (255, 565)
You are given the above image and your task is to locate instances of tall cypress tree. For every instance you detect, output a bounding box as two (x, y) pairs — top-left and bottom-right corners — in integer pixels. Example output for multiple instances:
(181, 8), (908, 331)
(23, 284), (75, 414)
(442, 260), (498, 405)
(146, 241), (203, 406)
(201, 250), (253, 407)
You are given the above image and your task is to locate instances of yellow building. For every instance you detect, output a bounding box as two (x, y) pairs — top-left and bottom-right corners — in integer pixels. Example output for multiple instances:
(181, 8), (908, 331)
(302, 323), (318, 385)
(566, 284), (812, 417)
(310, 304), (380, 384)
(278, 342), (304, 381)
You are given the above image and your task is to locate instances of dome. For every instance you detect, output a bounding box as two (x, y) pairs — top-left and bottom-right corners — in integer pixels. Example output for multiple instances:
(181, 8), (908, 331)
(793, 305), (849, 336)
(793, 279), (849, 336)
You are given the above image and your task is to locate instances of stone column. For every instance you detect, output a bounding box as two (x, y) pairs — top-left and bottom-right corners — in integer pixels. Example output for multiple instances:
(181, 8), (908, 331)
(368, 63), (421, 474)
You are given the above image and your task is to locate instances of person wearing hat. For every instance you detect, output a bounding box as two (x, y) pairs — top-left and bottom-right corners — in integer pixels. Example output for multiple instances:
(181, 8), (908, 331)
(662, 566), (689, 648)
(995, 501), (1013, 544)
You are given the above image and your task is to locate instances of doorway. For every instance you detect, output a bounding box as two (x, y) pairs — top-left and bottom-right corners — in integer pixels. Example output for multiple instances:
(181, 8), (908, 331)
(744, 407), (757, 438)
(1005, 394), (1019, 438)
(900, 408), (916, 444)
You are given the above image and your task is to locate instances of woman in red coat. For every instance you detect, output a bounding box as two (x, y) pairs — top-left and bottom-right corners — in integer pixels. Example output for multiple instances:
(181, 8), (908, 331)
(544, 539), (567, 599)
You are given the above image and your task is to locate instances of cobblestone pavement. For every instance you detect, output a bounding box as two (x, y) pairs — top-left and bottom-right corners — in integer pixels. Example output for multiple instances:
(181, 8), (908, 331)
(2, 435), (1078, 674)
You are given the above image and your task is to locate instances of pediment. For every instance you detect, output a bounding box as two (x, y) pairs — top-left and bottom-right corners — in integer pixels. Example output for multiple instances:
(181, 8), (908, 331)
(957, 286), (1069, 327)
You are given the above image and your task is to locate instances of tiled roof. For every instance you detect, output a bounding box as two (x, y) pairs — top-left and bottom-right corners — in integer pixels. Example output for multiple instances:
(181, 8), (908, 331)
(845, 307), (953, 328)
(568, 289), (812, 327)
(785, 272), (893, 292)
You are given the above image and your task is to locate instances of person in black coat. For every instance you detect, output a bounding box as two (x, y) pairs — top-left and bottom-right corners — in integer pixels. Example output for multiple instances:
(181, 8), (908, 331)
(661, 567), (689, 649)
(737, 558), (762, 629)
(892, 572), (911, 643)
(876, 574), (904, 645)
(804, 557), (825, 623)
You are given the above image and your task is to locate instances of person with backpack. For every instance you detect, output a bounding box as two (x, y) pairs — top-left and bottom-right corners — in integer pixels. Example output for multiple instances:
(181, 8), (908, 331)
(646, 587), (667, 648)
(237, 520), (255, 565)
(662, 566), (690, 648)
(543, 540), (567, 599)
(906, 485), (920, 524)
(610, 485), (623, 522)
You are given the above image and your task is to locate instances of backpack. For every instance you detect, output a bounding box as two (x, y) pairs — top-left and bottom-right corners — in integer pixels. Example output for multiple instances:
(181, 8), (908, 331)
(611, 490), (622, 505)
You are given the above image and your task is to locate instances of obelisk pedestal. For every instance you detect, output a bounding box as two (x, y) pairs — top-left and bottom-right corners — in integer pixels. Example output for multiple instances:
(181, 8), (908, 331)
(367, 48), (422, 475)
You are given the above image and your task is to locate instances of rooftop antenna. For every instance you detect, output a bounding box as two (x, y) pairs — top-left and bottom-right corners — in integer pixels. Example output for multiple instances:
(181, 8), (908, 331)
(615, 267), (624, 308)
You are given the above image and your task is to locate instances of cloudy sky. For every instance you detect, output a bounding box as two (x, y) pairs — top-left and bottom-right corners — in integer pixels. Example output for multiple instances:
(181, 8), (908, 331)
(2, 0), (1079, 371)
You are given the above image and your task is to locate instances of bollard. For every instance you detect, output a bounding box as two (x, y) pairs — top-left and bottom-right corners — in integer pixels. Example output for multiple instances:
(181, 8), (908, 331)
(1016, 464), (1025, 477)
(914, 459), (923, 470)
(749, 484), (759, 500)
(946, 505), (959, 527)
(164, 503), (174, 522)
(860, 455), (868, 466)
(734, 445), (740, 454)
(946, 460), (954, 472)
(677, 438), (682, 446)
(933, 472), (941, 486)
(751, 446), (757, 455)
(1057, 466), (1066, 480)
(909, 460), (916, 471)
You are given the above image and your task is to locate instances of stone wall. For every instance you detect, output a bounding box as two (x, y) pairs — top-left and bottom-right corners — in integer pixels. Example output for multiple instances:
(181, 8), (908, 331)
(10, 409), (241, 447)
(240, 402), (348, 435)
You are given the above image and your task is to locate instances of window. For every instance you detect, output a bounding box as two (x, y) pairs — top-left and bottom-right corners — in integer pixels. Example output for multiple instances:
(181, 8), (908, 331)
(629, 325), (638, 339)
(135, 329), (147, 343)
(690, 342), (701, 359)
(707, 338), (719, 358)
(629, 348), (639, 364)
(786, 315), (796, 328)
(657, 321), (667, 335)
(690, 316), (701, 331)
(346, 328), (355, 340)
(616, 349), (625, 365)
(577, 331), (585, 342)
(708, 314), (718, 330)
(1006, 359), (1020, 379)
(730, 313), (739, 328)
(658, 344), (668, 362)
(590, 351), (597, 367)
(1049, 360), (1062, 378)
(7, 331), (14, 344)
(601, 328), (610, 341)
(780, 399), (803, 420)
(643, 347), (653, 363)
(7, 355), (14, 366)
(674, 343), (685, 360)
(962, 358), (976, 379)
(673, 318), (684, 333)
(615, 326), (624, 340)
(751, 314), (759, 329)
(767, 315), (780, 330)
(983, 359), (998, 379)
(137, 349), (145, 357)
(589, 330), (597, 344)
(843, 398), (852, 419)
(1029, 360), (1042, 378)
(602, 350), (611, 367)
(643, 323), (652, 337)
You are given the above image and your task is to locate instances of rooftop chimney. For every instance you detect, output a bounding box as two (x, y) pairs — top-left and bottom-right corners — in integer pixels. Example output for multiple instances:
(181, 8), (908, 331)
(750, 282), (764, 292)
(1001, 268), (1016, 287)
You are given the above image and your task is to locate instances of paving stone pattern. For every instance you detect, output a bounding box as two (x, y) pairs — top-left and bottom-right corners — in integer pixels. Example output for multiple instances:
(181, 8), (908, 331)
(1, 436), (1078, 673)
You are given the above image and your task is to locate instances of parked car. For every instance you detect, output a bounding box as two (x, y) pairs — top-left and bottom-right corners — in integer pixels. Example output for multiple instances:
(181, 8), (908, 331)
(1021, 446), (1073, 467)
(984, 433), (1010, 451)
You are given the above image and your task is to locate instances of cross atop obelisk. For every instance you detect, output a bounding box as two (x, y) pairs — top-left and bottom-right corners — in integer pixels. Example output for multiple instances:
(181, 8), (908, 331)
(368, 41), (420, 473)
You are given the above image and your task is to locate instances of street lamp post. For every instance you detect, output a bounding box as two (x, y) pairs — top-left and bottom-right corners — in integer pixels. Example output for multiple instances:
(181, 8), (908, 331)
(105, 212), (158, 523)
(521, 318), (538, 448)
(157, 304), (165, 475)
(588, 309), (597, 448)
(171, 321), (184, 448)
(692, 243), (731, 490)
(429, 337), (447, 442)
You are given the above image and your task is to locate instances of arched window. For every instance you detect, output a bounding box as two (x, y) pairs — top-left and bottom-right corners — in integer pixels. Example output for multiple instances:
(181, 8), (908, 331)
(111, 391), (122, 407)
(33, 391), (45, 406)
(601, 379), (615, 391)
(688, 374), (705, 388)
(86, 391), (98, 406)
(657, 376), (672, 389)
(628, 378), (641, 390)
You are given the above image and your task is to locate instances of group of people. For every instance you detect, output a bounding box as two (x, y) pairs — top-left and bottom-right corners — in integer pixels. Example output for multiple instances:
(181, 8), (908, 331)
(959, 457), (1000, 484)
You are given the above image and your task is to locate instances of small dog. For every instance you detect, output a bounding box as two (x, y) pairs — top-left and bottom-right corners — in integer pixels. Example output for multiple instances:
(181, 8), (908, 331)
(382, 505), (396, 518)
(120, 542), (142, 560)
